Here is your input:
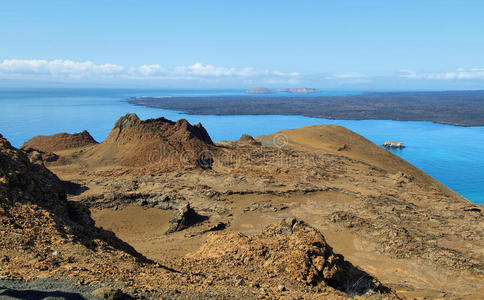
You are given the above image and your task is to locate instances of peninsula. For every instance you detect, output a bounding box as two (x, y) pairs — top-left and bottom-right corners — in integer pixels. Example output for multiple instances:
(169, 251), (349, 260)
(129, 90), (484, 126)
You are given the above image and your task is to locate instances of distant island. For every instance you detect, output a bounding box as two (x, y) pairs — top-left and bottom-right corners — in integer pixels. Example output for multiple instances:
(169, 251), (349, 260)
(128, 90), (484, 127)
(247, 87), (320, 94)
(247, 87), (275, 94)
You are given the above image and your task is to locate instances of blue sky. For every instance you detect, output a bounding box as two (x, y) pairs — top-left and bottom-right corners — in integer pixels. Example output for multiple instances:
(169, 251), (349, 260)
(1, 0), (483, 89)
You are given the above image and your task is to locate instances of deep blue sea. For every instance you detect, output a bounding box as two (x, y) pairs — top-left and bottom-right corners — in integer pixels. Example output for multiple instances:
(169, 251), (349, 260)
(0, 88), (483, 204)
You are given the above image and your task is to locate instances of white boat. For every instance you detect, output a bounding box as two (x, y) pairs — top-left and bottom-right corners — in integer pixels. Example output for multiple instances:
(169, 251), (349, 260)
(383, 141), (405, 148)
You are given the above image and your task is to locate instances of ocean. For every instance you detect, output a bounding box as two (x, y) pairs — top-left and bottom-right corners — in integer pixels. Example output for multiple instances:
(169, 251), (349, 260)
(0, 88), (483, 204)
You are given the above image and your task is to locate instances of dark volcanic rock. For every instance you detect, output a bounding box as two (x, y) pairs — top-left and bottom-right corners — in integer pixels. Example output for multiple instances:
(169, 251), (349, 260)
(128, 90), (484, 126)
(21, 147), (59, 164)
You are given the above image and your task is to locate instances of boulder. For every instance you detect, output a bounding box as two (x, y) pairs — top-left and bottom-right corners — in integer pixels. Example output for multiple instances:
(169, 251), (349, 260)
(238, 134), (261, 146)
(166, 203), (206, 234)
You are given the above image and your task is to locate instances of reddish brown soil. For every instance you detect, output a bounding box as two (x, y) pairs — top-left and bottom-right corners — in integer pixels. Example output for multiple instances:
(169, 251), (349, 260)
(21, 130), (97, 153)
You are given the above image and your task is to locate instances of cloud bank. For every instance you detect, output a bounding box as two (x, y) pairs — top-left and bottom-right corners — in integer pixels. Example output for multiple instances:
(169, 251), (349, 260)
(2, 59), (484, 89)
(400, 68), (484, 80)
(0, 59), (300, 85)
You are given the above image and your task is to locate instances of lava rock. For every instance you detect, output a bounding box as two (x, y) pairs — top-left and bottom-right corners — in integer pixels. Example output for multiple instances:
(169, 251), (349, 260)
(165, 203), (206, 234)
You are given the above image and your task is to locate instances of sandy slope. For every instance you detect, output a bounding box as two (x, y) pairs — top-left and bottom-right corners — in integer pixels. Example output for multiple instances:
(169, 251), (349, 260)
(256, 124), (466, 200)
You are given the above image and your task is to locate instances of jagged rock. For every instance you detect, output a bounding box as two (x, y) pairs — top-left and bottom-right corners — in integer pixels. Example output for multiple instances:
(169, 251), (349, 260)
(238, 134), (261, 146)
(21, 147), (59, 164)
(84, 113), (214, 171)
(0, 134), (66, 207)
(192, 218), (392, 295)
(166, 203), (206, 234)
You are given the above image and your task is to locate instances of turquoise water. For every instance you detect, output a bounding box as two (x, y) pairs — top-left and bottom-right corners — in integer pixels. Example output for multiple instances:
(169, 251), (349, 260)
(0, 88), (483, 204)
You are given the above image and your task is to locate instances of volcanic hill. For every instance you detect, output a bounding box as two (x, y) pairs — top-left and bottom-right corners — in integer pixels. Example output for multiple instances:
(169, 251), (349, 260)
(21, 130), (98, 153)
(81, 113), (214, 172)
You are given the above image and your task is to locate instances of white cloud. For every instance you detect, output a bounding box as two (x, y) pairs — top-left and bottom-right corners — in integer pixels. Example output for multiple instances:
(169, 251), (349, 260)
(326, 72), (367, 80)
(171, 62), (299, 79)
(174, 62), (245, 77)
(137, 64), (165, 76)
(0, 59), (125, 78)
(0, 59), (299, 84)
(399, 69), (420, 79)
(400, 68), (484, 80)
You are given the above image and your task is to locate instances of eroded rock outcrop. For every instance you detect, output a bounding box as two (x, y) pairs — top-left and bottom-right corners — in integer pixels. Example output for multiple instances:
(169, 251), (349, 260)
(192, 218), (393, 296)
(166, 203), (207, 234)
(21, 147), (59, 165)
(84, 114), (214, 171)
(21, 130), (97, 153)
(238, 134), (261, 146)
(1, 134), (65, 207)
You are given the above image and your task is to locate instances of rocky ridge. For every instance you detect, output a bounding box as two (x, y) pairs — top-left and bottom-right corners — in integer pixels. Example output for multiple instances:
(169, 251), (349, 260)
(21, 130), (97, 153)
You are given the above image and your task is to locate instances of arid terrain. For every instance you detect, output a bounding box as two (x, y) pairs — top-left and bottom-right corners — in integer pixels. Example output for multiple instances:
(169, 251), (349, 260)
(1, 113), (483, 299)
